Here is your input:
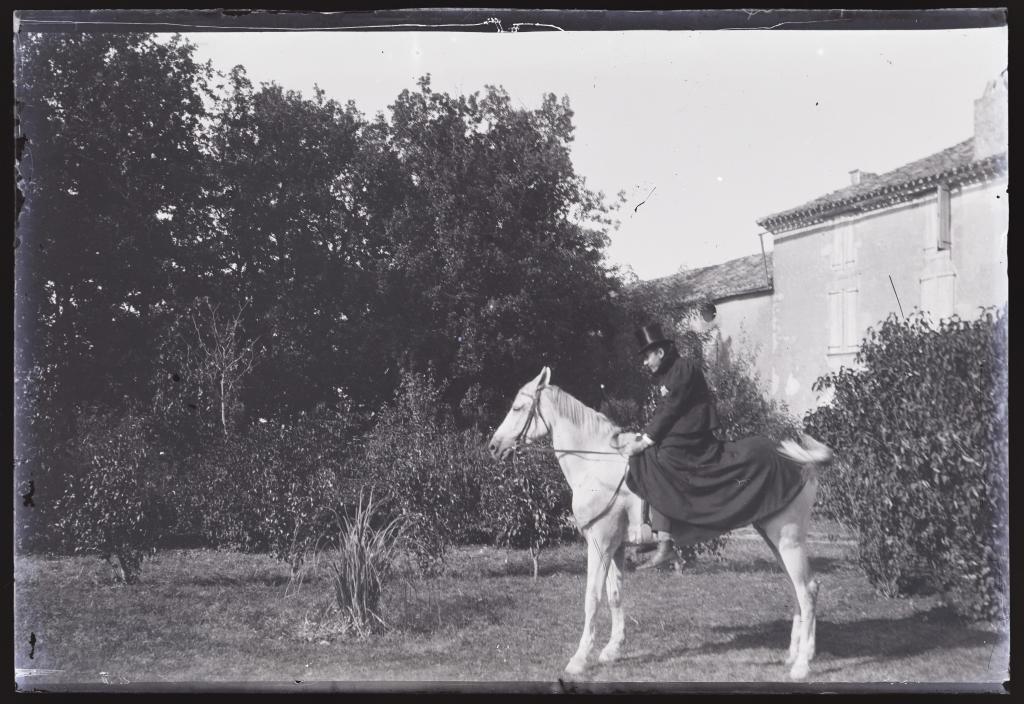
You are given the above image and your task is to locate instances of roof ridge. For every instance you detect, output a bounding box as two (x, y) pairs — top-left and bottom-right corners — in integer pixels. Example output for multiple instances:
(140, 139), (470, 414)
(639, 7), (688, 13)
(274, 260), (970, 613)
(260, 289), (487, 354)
(636, 251), (773, 304)
(758, 136), (1006, 232)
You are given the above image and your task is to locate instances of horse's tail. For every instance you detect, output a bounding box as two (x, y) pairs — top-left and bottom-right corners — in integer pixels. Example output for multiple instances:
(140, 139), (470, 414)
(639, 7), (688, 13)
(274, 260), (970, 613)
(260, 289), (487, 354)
(778, 433), (834, 477)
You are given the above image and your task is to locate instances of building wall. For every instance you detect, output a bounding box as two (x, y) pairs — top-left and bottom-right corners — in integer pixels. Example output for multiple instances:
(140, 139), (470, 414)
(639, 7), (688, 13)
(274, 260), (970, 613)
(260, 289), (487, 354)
(684, 292), (775, 397)
(770, 174), (1008, 417)
(950, 179), (1009, 315)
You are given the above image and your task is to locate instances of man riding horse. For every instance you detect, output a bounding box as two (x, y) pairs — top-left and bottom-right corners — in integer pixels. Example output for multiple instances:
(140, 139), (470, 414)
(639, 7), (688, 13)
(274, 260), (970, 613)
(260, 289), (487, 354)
(621, 323), (807, 570)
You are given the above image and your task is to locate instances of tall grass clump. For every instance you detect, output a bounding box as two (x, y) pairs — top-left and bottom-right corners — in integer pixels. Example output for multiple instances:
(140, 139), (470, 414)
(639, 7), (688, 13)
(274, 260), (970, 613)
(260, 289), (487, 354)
(316, 490), (411, 637)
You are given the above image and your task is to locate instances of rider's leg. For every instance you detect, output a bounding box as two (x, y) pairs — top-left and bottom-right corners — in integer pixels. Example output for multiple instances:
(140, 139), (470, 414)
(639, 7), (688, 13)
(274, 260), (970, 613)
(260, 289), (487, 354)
(638, 507), (675, 570)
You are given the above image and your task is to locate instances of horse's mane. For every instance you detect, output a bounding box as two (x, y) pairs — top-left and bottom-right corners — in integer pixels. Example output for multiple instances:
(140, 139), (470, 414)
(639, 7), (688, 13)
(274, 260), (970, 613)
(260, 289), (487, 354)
(546, 385), (623, 439)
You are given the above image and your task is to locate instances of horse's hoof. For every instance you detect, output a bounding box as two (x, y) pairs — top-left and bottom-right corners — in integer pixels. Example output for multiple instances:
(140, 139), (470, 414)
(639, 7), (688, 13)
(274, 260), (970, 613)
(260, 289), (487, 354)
(565, 658), (586, 676)
(789, 662), (809, 680)
(598, 646), (621, 663)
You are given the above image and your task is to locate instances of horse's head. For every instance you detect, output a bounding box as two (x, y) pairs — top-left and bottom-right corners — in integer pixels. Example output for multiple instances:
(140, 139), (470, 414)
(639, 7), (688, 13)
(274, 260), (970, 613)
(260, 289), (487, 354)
(488, 367), (552, 462)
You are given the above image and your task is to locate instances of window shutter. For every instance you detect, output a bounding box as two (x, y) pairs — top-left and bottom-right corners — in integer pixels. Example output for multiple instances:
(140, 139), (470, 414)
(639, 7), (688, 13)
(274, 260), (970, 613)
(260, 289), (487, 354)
(843, 289), (859, 349)
(831, 228), (843, 268)
(828, 291), (843, 351)
(937, 185), (951, 250)
(843, 224), (856, 266)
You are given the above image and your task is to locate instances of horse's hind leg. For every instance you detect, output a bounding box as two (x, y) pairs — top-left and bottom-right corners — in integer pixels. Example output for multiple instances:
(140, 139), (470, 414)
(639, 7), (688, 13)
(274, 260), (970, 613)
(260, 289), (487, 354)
(598, 543), (626, 663)
(753, 522), (801, 667)
(778, 529), (815, 680)
(760, 480), (819, 681)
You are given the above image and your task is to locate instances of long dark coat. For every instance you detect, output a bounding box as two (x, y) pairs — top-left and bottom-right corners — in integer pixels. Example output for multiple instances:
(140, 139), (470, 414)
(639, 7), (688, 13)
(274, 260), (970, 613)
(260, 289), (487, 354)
(625, 349), (806, 546)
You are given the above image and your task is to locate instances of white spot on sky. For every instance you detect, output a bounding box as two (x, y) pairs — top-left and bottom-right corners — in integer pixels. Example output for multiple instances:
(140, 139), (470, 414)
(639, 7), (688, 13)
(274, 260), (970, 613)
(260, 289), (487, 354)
(816, 47), (825, 57)
(716, 176), (724, 182)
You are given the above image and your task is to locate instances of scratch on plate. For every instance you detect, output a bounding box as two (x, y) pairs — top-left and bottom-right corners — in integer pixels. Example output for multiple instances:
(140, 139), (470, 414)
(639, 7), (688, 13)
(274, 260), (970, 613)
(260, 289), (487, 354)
(634, 186), (657, 213)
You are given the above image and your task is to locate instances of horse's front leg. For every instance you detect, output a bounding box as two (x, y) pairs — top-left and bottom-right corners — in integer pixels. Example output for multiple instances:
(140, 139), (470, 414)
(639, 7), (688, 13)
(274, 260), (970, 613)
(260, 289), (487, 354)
(565, 533), (612, 675)
(598, 543), (626, 663)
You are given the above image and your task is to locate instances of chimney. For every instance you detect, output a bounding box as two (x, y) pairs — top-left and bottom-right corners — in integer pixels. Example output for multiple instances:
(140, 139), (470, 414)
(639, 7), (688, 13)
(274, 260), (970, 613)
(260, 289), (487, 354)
(973, 72), (1008, 161)
(848, 169), (863, 186)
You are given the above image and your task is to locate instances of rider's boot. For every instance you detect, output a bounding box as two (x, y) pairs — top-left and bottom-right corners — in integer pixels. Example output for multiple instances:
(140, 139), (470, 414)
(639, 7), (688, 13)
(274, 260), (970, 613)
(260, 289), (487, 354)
(638, 536), (675, 570)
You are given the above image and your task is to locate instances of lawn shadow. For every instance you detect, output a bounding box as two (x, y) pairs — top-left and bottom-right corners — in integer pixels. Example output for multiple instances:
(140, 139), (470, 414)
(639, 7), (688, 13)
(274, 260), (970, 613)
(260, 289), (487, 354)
(617, 606), (1000, 667)
(189, 572), (292, 588)
(385, 583), (517, 635)
(482, 554), (845, 579)
(482, 555), (587, 579)
(698, 556), (847, 576)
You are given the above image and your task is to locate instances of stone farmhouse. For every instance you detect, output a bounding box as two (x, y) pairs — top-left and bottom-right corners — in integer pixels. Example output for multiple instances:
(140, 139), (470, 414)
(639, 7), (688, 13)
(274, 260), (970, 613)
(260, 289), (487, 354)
(644, 75), (1008, 418)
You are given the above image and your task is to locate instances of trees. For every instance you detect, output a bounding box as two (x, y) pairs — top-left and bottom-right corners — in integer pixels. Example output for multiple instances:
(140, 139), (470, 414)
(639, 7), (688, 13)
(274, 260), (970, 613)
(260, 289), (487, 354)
(205, 70), (374, 420)
(15, 33), (214, 553)
(15, 33), (214, 427)
(356, 78), (622, 427)
(153, 297), (259, 440)
(15, 31), (624, 558)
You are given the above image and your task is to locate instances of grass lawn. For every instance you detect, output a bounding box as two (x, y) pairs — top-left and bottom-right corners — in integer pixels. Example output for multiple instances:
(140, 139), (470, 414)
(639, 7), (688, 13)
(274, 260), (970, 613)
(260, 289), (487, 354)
(14, 524), (1009, 692)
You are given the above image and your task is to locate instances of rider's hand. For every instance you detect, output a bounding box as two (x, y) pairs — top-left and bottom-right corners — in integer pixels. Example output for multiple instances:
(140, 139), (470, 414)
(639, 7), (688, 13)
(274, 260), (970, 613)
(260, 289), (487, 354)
(622, 433), (652, 456)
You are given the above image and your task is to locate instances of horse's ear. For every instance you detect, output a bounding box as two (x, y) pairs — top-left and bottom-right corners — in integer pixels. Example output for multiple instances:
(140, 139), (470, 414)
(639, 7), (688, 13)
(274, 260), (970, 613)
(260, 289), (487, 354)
(539, 366), (551, 387)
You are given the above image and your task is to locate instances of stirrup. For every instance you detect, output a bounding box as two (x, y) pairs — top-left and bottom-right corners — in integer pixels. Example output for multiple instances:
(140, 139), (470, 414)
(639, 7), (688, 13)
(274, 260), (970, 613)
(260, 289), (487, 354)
(628, 523), (656, 547)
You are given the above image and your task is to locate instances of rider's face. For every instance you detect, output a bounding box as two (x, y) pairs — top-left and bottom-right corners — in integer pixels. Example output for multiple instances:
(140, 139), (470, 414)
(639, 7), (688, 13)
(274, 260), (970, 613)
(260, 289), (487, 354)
(642, 347), (665, 374)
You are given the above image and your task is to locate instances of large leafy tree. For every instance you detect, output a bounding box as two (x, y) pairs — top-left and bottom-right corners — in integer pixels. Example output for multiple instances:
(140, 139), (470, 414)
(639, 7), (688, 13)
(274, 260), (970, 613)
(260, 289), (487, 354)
(204, 69), (372, 419)
(15, 33), (215, 550)
(360, 77), (622, 426)
(15, 32), (214, 440)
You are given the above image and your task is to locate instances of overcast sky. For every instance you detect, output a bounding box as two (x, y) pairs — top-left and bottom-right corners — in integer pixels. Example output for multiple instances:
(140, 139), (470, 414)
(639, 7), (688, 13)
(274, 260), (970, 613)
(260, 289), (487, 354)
(188, 26), (1006, 281)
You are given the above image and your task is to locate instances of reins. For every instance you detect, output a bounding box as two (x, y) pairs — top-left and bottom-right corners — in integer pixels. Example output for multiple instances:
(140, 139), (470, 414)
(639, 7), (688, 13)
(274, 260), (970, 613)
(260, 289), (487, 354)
(514, 445), (624, 457)
(510, 384), (632, 533)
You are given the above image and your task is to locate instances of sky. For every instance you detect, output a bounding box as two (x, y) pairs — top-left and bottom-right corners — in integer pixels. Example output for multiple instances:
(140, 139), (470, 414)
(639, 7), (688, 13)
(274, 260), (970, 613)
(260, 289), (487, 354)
(187, 26), (1006, 281)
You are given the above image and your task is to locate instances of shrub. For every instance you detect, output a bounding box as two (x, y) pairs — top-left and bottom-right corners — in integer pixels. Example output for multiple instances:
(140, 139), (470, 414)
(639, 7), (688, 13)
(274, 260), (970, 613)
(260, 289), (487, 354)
(356, 371), (487, 570)
(191, 403), (357, 569)
(805, 308), (1008, 622)
(482, 445), (571, 579)
(706, 337), (801, 444)
(53, 408), (164, 584)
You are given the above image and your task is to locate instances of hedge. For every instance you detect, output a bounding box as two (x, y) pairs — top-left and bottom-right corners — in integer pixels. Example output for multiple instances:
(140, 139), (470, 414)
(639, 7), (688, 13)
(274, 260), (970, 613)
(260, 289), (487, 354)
(805, 308), (1008, 622)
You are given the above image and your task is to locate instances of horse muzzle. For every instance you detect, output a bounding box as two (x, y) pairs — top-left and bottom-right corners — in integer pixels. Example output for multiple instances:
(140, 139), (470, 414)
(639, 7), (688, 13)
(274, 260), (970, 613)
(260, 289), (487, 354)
(488, 439), (516, 462)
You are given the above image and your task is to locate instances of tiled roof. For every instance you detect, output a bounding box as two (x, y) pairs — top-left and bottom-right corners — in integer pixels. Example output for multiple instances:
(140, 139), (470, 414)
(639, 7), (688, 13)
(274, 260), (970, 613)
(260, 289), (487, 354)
(637, 252), (773, 306)
(757, 137), (1007, 233)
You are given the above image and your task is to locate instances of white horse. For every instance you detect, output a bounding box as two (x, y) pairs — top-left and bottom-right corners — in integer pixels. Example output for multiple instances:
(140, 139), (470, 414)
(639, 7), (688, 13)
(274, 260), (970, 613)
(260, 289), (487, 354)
(487, 367), (834, 680)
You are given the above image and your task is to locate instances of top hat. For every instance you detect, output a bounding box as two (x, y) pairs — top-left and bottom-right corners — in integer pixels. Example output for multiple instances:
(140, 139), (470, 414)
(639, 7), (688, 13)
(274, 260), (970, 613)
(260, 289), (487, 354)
(635, 323), (673, 355)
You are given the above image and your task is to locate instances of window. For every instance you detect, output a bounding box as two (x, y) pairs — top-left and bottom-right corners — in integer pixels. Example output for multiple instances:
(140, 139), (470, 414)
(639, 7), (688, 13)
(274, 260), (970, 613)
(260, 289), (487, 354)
(920, 273), (956, 321)
(936, 184), (952, 250)
(828, 288), (859, 353)
(830, 221), (856, 270)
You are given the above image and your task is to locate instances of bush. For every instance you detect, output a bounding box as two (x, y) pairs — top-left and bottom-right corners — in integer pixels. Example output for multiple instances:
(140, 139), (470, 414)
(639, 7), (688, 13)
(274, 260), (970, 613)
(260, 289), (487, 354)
(53, 408), (164, 584)
(356, 371), (487, 570)
(805, 308), (1008, 622)
(482, 445), (571, 579)
(191, 403), (357, 569)
(707, 337), (801, 444)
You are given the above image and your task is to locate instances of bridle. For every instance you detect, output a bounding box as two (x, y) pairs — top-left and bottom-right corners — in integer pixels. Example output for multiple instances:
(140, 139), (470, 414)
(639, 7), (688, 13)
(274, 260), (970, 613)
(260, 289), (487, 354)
(510, 384), (624, 457)
(506, 383), (631, 533)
